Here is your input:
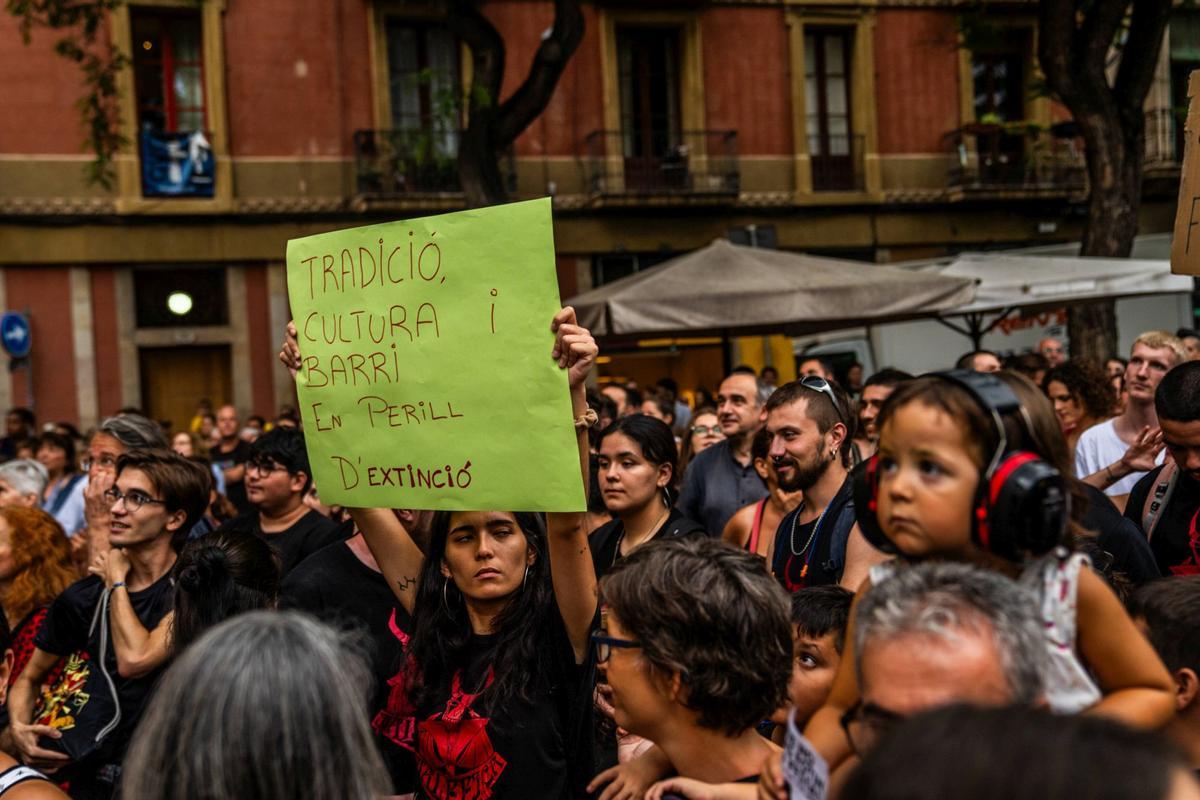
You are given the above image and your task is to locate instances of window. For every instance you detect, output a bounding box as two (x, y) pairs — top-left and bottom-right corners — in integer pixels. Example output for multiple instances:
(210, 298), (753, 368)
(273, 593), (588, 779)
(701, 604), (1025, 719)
(1170, 15), (1200, 161)
(592, 251), (676, 287)
(132, 8), (213, 197)
(362, 19), (462, 194)
(386, 21), (459, 155)
(134, 267), (228, 328)
(970, 38), (1029, 182)
(618, 27), (684, 191)
(805, 29), (856, 191)
(132, 9), (206, 133)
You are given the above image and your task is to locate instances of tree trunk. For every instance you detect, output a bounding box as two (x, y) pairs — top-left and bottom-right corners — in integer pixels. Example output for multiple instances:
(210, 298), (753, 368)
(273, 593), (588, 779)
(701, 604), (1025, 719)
(1037, 0), (1172, 363)
(447, 0), (585, 208)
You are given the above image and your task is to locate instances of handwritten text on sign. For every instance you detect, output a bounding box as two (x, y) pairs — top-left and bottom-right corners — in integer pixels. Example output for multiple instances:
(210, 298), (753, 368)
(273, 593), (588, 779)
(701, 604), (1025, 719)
(286, 198), (586, 511)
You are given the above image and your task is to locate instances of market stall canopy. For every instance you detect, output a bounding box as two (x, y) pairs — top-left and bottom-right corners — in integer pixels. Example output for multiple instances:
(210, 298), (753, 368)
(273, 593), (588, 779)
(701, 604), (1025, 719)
(936, 252), (1194, 317)
(569, 239), (977, 338)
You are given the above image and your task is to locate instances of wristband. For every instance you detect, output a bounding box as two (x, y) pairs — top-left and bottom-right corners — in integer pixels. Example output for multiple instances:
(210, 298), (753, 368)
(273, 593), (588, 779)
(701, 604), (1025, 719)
(111, 582), (126, 590)
(574, 408), (599, 430)
(1105, 464), (1116, 483)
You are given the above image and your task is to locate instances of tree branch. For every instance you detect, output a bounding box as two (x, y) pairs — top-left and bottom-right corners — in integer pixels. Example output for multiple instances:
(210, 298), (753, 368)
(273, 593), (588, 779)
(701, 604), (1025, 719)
(1037, 0), (1082, 106)
(493, 0), (584, 147)
(444, 0), (506, 123)
(1112, 0), (1171, 113)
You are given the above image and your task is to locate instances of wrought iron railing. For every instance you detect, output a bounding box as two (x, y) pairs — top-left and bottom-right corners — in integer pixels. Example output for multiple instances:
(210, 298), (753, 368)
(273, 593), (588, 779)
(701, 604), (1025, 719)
(809, 133), (865, 192)
(583, 129), (740, 196)
(946, 122), (1085, 191)
(353, 128), (462, 196)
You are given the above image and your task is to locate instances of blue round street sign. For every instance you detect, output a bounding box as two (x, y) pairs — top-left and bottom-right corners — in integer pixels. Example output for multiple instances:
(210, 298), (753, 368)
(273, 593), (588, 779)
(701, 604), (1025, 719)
(0, 312), (32, 360)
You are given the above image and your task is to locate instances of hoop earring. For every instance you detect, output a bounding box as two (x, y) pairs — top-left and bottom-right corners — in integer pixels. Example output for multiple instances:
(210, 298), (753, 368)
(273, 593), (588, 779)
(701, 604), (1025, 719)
(522, 564), (529, 590)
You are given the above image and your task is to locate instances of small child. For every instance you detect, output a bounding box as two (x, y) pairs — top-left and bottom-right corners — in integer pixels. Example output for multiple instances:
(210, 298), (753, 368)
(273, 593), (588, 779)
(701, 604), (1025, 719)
(760, 371), (1175, 797)
(640, 586), (854, 800)
(770, 586), (853, 737)
(1129, 576), (1200, 770)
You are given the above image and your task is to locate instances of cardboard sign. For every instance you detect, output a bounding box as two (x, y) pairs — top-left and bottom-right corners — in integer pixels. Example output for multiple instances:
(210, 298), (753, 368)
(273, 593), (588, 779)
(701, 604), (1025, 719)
(286, 198), (586, 511)
(783, 709), (829, 800)
(1173, 70), (1200, 275)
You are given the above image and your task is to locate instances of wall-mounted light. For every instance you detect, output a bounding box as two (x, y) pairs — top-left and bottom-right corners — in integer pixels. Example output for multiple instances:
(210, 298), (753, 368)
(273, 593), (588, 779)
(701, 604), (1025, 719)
(167, 291), (193, 316)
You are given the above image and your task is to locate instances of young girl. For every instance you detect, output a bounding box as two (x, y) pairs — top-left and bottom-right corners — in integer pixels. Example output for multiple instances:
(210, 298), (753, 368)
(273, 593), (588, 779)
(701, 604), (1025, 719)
(760, 370), (1175, 796)
(590, 415), (704, 580)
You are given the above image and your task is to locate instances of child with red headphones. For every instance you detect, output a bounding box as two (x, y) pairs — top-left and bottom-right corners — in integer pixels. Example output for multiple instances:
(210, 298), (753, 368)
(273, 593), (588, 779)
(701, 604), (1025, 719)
(758, 370), (1176, 795)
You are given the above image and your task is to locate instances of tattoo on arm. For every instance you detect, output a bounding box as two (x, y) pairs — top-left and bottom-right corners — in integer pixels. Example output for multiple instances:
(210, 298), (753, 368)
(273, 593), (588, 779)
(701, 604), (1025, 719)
(396, 575), (417, 592)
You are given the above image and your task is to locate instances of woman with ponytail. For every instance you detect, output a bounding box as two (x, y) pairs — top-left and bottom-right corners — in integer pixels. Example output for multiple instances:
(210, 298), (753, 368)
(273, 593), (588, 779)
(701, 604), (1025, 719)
(171, 531), (280, 654)
(88, 530), (280, 670)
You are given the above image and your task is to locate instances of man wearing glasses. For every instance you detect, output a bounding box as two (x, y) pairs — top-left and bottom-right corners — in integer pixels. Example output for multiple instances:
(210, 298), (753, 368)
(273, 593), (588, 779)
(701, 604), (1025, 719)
(765, 377), (884, 592)
(677, 369), (771, 537)
(758, 562), (1047, 798)
(10, 450), (209, 798)
(219, 427), (343, 576)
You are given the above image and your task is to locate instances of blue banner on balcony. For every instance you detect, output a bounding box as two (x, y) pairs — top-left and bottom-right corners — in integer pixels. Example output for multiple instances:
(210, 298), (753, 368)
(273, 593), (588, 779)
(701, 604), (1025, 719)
(140, 128), (215, 197)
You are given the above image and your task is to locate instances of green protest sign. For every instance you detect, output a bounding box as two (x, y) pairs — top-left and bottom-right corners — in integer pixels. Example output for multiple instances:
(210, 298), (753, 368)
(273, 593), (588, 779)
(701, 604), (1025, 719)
(285, 198), (585, 511)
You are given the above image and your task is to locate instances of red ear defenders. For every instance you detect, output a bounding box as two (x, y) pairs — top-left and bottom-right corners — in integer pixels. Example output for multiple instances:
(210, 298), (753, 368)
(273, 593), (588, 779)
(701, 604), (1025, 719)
(851, 369), (1069, 562)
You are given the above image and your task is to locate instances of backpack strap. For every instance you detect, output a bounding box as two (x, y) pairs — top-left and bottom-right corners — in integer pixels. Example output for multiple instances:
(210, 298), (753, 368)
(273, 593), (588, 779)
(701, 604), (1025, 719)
(1142, 462), (1179, 542)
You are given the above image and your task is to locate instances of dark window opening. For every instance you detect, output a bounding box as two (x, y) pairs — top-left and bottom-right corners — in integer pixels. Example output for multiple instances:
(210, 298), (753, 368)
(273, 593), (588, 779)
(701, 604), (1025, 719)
(806, 28), (857, 191)
(970, 37), (1030, 183)
(134, 267), (228, 328)
(132, 9), (206, 134)
(618, 27), (684, 191)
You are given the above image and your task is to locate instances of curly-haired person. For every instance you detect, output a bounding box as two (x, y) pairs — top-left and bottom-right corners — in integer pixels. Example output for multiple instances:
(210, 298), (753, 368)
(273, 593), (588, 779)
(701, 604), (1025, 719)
(0, 507), (75, 686)
(589, 537), (792, 797)
(1043, 359), (1115, 453)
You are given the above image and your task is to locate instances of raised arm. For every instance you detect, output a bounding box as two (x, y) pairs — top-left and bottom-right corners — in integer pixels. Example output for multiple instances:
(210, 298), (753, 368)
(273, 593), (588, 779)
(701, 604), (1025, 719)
(1075, 567), (1175, 729)
(350, 507), (426, 615)
(278, 322), (427, 614)
(546, 307), (599, 663)
(88, 549), (171, 678)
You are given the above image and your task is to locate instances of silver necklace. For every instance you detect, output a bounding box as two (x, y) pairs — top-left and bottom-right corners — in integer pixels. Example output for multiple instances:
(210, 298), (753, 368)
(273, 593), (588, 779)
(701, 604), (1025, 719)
(789, 501), (831, 557)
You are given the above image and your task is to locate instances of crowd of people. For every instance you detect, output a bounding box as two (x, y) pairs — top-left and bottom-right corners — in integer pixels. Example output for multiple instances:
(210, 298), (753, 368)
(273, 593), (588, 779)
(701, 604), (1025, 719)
(0, 316), (1192, 799)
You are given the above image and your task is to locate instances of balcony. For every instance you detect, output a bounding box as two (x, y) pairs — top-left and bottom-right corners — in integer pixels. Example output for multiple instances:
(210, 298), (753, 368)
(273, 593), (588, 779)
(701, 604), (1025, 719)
(810, 134), (865, 192)
(946, 122), (1085, 196)
(354, 128), (461, 198)
(583, 129), (740, 203)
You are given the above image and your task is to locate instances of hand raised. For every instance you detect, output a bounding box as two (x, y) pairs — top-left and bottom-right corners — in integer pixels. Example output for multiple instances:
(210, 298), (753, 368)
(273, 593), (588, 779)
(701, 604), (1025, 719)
(551, 306), (598, 390)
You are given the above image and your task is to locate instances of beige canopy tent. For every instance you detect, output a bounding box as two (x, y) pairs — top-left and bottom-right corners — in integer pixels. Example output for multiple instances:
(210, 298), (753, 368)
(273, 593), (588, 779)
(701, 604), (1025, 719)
(569, 239), (977, 338)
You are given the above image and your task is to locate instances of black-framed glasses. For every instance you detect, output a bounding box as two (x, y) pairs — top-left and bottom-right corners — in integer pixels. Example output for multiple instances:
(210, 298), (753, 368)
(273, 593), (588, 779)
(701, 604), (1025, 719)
(799, 376), (845, 424)
(592, 631), (642, 664)
(103, 486), (166, 513)
(839, 700), (906, 755)
(246, 458), (287, 476)
(689, 424), (723, 437)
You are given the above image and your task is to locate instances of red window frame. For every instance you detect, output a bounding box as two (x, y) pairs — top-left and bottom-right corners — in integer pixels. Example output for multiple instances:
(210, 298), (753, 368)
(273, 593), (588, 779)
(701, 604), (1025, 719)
(132, 9), (207, 132)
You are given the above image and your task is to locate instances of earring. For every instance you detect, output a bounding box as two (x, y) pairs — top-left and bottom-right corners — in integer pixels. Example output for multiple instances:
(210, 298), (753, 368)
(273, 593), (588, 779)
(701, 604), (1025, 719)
(442, 579), (456, 613)
(522, 564), (529, 590)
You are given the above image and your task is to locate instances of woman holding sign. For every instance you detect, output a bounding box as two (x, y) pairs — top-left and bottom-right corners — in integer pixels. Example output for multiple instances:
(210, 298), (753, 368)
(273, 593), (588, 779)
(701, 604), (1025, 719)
(281, 307), (599, 800)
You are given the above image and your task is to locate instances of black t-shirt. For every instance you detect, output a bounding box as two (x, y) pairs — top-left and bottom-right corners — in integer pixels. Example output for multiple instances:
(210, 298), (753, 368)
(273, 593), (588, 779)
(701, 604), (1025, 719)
(222, 509), (345, 577)
(1079, 484), (1161, 585)
(34, 573), (174, 766)
(407, 611), (593, 800)
(1126, 466), (1200, 575)
(281, 539), (415, 794)
(210, 439), (253, 513)
(589, 508), (705, 580)
(771, 477), (856, 593)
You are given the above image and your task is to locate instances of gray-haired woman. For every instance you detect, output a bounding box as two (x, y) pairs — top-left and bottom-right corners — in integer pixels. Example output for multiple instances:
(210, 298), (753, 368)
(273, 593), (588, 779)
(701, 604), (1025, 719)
(121, 611), (390, 800)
